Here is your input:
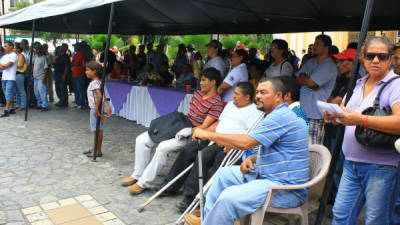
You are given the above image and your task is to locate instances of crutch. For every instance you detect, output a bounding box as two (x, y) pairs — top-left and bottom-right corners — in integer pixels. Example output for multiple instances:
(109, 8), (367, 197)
(197, 139), (205, 221)
(174, 114), (265, 224)
(174, 151), (244, 225)
(137, 163), (194, 212)
(137, 141), (238, 212)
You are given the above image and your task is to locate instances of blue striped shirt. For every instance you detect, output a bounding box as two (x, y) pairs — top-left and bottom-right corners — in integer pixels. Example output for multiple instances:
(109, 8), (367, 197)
(249, 103), (309, 187)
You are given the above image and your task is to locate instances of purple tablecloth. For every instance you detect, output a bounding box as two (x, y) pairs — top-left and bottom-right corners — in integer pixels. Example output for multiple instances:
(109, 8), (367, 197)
(105, 81), (133, 114)
(147, 87), (188, 116)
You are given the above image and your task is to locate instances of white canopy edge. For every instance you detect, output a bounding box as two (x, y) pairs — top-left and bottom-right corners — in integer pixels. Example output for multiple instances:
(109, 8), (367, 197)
(0, 0), (123, 27)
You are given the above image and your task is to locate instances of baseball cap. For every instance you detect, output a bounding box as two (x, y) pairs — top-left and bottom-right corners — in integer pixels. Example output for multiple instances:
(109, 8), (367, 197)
(332, 48), (356, 60)
(206, 40), (222, 52)
(33, 42), (42, 50)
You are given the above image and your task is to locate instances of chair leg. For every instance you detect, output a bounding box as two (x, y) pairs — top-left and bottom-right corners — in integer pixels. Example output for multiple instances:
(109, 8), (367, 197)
(288, 214), (296, 225)
(240, 215), (249, 225)
(300, 204), (309, 225)
(250, 208), (265, 225)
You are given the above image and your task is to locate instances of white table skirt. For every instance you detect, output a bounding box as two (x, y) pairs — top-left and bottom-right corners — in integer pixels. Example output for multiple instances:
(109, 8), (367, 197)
(106, 85), (193, 127)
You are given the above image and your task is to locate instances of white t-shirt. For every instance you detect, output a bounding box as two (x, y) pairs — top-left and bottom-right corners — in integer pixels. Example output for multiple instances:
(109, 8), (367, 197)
(221, 63), (248, 102)
(1, 52), (18, 81)
(265, 60), (294, 78)
(216, 102), (262, 134)
(87, 80), (101, 109)
(204, 56), (225, 79)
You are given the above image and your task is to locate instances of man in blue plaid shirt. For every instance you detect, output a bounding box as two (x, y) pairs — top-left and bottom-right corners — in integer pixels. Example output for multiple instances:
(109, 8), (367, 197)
(186, 77), (310, 225)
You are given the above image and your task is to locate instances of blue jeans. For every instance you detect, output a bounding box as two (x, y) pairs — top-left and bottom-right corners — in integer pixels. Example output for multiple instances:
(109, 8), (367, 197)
(73, 76), (85, 106)
(332, 160), (397, 225)
(2, 80), (16, 102)
(34, 79), (48, 108)
(15, 74), (26, 108)
(203, 166), (305, 225)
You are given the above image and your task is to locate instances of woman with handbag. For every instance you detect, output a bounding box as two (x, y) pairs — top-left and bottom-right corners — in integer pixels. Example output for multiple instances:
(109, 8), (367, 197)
(323, 37), (400, 225)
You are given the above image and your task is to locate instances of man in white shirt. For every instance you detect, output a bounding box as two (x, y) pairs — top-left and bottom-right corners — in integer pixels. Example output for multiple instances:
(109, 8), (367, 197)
(204, 40), (225, 79)
(218, 49), (249, 102)
(162, 82), (263, 212)
(0, 41), (18, 117)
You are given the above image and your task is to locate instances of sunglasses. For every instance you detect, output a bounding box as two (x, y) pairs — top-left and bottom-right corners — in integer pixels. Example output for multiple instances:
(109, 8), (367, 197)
(364, 52), (391, 61)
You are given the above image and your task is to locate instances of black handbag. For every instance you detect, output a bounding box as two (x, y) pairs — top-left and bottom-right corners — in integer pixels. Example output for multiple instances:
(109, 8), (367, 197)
(355, 76), (400, 148)
(148, 111), (193, 143)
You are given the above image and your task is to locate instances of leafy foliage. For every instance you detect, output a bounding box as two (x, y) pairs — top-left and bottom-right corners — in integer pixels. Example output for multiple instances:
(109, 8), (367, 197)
(82, 34), (123, 51)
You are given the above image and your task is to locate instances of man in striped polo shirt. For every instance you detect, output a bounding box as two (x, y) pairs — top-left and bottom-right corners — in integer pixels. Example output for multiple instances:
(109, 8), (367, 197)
(185, 77), (309, 225)
(122, 68), (225, 195)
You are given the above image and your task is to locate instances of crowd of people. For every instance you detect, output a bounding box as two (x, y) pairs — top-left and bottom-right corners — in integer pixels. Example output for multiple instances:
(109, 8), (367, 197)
(1, 34), (400, 225)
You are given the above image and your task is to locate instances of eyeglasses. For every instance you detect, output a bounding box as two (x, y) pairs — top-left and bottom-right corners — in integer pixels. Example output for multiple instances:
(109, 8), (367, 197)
(394, 56), (400, 61)
(364, 52), (391, 61)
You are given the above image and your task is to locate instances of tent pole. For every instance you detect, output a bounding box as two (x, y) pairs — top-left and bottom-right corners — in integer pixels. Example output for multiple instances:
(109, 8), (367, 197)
(1, 0), (5, 45)
(92, 2), (115, 162)
(314, 0), (375, 224)
(25, 19), (36, 122)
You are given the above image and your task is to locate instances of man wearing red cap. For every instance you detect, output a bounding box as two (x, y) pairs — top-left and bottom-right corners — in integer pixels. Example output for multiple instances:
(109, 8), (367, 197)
(325, 48), (356, 201)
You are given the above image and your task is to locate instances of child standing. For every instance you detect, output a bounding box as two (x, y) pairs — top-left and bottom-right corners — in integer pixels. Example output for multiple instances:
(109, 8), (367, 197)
(84, 61), (104, 157)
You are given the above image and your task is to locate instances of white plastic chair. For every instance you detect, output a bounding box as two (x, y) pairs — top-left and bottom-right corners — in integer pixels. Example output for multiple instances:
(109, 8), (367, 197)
(240, 144), (332, 225)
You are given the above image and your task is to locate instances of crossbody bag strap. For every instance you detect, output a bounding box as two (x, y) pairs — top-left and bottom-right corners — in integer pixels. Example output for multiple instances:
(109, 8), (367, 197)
(373, 76), (400, 107)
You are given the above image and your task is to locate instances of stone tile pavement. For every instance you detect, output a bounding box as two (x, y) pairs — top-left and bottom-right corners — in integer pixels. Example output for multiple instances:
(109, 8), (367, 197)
(0, 103), (364, 225)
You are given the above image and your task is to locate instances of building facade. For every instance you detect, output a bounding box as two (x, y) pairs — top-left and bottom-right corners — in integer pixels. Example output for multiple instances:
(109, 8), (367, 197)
(273, 31), (399, 58)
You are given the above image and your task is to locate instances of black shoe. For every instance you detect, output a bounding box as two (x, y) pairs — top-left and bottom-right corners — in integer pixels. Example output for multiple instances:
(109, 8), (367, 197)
(9, 109), (16, 114)
(41, 108), (49, 112)
(176, 196), (194, 213)
(56, 103), (68, 107)
(0, 112), (9, 117)
(35, 106), (43, 110)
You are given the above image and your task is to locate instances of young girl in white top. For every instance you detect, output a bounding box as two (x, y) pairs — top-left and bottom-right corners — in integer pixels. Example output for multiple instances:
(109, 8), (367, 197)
(83, 61), (104, 157)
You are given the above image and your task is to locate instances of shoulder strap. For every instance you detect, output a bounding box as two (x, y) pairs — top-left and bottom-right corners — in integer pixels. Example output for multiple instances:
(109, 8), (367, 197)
(280, 60), (288, 73)
(373, 76), (400, 107)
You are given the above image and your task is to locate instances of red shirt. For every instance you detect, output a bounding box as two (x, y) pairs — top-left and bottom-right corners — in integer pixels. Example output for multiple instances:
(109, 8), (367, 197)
(110, 69), (127, 79)
(187, 91), (224, 126)
(72, 52), (85, 78)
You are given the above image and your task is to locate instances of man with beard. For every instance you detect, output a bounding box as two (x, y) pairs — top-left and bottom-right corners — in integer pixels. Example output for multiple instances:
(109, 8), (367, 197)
(184, 77), (310, 225)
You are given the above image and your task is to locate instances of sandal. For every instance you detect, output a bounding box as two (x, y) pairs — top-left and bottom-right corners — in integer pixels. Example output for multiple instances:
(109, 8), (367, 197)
(86, 153), (103, 158)
(83, 149), (93, 155)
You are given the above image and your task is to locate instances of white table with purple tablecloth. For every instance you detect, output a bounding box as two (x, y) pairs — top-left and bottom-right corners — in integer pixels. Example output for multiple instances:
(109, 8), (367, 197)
(105, 81), (193, 127)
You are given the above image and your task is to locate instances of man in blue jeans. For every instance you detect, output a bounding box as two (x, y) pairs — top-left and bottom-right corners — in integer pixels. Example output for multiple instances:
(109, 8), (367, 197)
(32, 42), (49, 111)
(0, 41), (18, 117)
(185, 77), (310, 225)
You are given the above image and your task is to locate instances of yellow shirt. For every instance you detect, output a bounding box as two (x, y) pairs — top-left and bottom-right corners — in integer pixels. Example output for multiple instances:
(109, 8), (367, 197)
(17, 63), (27, 73)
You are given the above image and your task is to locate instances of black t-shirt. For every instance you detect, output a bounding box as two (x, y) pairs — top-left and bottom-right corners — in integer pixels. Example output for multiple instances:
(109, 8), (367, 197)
(137, 52), (146, 70)
(160, 71), (173, 85)
(55, 54), (71, 76)
(100, 50), (116, 74)
(325, 75), (350, 138)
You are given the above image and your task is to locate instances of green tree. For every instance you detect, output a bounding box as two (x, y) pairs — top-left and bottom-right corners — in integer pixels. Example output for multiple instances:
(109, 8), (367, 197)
(82, 34), (123, 51)
(40, 32), (72, 48)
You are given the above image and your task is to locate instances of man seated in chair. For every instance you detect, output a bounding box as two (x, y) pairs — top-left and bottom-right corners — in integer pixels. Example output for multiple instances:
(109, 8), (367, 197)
(184, 77), (310, 225)
(121, 68), (224, 194)
(162, 82), (263, 212)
